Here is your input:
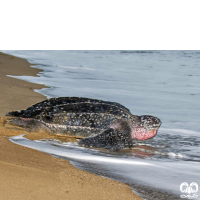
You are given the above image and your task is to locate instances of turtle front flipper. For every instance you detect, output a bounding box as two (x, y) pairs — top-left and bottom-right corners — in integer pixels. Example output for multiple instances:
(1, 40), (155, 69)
(78, 128), (133, 151)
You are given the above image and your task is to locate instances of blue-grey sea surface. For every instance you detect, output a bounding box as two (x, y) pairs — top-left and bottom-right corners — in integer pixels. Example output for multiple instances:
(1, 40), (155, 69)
(2, 50), (200, 200)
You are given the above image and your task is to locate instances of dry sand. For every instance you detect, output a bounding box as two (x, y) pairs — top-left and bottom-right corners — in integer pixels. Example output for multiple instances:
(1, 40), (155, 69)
(0, 52), (141, 200)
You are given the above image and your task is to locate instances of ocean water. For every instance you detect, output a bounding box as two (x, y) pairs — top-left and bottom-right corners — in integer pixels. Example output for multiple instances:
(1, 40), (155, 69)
(2, 50), (200, 200)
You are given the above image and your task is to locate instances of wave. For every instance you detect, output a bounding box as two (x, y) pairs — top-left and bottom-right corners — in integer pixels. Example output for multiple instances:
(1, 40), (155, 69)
(10, 134), (153, 166)
(160, 128), (200, 136)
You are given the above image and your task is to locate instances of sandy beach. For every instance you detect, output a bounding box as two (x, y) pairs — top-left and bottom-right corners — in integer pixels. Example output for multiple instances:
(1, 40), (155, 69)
(0, 52), (141, 200)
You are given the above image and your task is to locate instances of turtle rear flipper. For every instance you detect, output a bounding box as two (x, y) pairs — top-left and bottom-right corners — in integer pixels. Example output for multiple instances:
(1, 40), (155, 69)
(8, 118), (50, 132)
(78, 128), (132, 151)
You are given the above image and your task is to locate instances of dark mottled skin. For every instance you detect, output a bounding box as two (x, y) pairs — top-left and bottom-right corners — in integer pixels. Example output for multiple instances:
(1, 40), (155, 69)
(7, 97), (161, 151)
(79, 128), (133, 151)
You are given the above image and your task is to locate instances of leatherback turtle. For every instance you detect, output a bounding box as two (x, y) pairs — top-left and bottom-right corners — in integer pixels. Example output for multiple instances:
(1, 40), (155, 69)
(6, 97), (161, 151)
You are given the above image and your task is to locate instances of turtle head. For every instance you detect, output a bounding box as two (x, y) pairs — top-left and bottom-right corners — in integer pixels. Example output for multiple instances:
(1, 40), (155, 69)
(131, 115), (161, 140)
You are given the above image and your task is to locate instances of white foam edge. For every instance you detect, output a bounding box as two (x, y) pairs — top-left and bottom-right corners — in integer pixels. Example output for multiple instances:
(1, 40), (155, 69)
(9, 134), (154, 166)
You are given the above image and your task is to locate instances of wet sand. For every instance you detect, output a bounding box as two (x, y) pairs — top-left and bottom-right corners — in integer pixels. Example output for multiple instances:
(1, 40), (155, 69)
(0, 52), (141, 200)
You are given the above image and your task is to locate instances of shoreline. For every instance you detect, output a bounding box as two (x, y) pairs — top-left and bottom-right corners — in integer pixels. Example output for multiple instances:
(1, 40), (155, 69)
(0, 52), (47, 116)
(0, 52), (141, 200)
